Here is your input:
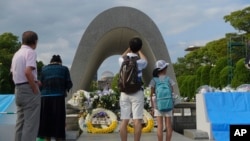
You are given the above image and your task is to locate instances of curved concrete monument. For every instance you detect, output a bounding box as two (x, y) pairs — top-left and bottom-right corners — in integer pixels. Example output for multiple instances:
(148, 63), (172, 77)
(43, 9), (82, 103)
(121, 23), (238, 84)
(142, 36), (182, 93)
(70, 6), (180, 96)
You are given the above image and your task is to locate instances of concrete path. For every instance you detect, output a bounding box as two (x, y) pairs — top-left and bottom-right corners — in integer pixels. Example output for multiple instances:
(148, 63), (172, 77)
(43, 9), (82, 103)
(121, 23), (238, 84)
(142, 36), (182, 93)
(76, 131), (213, 141)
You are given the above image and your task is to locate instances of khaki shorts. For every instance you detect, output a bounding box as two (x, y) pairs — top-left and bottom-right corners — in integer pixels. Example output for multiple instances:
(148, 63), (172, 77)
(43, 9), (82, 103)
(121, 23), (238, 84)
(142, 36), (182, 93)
(120, 90), (144, 119)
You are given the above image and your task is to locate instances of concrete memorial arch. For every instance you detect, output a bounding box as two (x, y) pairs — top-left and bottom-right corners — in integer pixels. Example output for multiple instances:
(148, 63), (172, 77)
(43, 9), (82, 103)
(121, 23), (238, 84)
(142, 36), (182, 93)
(70, 6), (180, 97)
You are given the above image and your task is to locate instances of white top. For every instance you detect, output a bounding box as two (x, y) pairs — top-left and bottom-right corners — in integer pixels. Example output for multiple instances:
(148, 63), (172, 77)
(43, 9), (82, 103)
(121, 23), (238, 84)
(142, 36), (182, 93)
(11, 45), (37, 84)
(118, 52), (147, 78)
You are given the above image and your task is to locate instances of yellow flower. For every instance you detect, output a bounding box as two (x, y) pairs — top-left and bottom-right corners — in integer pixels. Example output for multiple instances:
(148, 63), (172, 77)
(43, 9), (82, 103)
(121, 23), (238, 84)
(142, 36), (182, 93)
(79, 108), (154, 134)
(127, 109), (154, 133)
(83, 108), (118, 133)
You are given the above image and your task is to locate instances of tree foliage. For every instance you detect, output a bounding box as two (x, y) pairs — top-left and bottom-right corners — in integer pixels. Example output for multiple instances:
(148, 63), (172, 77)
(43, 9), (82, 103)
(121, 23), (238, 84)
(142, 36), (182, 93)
(206, 38), (227, 62)
(173, 57), (187, 76)
(111, 73), (119, 94)
(89, 80), (99, 92)
(211, 57), (228, 88)
(0, 33), (20, 93)
(161, 5), (249, 98)
(219, 66), (233, 88)
(200, 65), (211, 86)
(195, 66), (202, 89)
(175, 31), (249, 99)
(231, 58), (250, 87)
(224, 6), (250, 33)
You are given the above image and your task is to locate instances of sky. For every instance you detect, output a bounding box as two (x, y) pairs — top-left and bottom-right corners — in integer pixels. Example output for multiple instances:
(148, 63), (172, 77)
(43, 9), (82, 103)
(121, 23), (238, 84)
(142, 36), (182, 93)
(0, 0), (249, 79)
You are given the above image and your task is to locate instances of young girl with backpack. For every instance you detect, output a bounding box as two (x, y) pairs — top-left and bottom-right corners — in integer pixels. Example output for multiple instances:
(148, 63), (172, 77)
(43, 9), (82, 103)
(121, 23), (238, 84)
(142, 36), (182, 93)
(149, 60), (175, 141)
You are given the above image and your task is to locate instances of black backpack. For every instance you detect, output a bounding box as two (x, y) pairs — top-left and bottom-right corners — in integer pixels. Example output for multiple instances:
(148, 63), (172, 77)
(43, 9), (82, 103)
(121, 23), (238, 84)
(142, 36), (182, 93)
(118, 56), (142, 94)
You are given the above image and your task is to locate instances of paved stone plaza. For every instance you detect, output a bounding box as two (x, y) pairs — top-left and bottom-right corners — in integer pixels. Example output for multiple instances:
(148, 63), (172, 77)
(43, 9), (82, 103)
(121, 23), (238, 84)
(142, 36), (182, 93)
(76, 131), (213, 141)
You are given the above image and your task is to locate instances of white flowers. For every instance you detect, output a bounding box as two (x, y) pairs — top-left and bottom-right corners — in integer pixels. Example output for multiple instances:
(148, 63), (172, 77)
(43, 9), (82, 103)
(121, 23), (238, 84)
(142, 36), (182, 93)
(67, 89), (89, 109)
(196, 84), (250, 94)
(67, 89), (119, 111)
(94, 95), (99, 99)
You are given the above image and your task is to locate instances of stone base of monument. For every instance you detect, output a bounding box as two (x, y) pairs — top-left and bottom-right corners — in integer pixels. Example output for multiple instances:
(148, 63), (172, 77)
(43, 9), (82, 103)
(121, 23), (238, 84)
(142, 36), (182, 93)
(42, 131), (79, 141)
(64, 131), (79, 141)
(66, 104), (81, 130)
(65, 104), (82, 140)
(173, 102), (196, 134)
(66, 114), (80, 131)
(184, 129), (209, 140)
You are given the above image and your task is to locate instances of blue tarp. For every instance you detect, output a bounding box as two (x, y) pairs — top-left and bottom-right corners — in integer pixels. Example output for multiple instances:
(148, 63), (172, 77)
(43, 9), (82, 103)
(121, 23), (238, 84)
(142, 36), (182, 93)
(0, 95), (15, 115)
(0, 94), (16, 141)
(204, 92), (250, 141)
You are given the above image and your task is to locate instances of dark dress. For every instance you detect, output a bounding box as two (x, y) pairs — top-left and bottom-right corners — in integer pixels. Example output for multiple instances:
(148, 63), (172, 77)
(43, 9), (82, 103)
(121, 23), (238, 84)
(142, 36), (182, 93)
(38, 64), (72, 139)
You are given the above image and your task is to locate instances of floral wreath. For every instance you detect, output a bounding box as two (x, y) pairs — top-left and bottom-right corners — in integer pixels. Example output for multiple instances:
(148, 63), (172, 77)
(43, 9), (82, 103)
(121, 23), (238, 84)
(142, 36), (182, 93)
(82, 108), (118, 133)
(127, 109), (154, 133)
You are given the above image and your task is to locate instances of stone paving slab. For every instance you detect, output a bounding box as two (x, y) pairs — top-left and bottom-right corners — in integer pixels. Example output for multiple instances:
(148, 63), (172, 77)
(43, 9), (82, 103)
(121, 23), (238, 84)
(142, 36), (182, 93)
(77, 131), (214, 141)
